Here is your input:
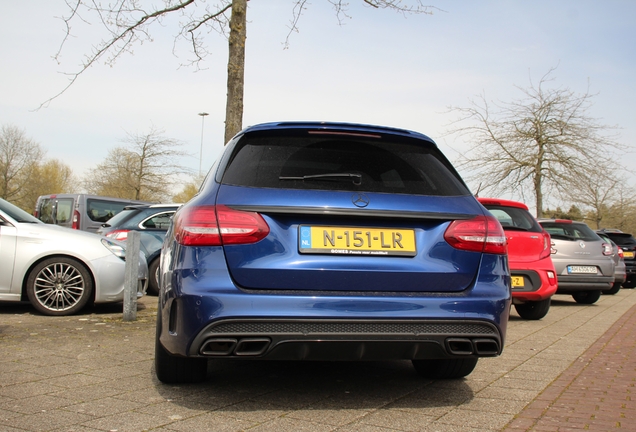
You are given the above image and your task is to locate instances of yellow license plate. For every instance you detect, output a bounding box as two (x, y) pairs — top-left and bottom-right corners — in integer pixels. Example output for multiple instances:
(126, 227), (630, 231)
(624, 251), (635, 259)
(299, 225), (416, 256)
(511, 276), (525, 287)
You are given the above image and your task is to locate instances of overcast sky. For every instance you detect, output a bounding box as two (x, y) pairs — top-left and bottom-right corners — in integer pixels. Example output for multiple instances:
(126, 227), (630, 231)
(2, 1), (634, 202)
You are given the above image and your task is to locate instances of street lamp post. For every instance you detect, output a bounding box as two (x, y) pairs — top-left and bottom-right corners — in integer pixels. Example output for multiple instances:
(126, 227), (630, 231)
(198, 112), (209, 177)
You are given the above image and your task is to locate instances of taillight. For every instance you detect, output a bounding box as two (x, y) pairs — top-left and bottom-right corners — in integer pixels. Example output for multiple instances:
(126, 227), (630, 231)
(174, 205), (270, 246)
(71, 210), (80, 230)
(547, 270), (556, 285)
(444, 215), (507, 255)
(106, 229), (131, 241)
(618, 248), (624, 259)
(602, 242), (613, 256)
(539, 231), (552, 260)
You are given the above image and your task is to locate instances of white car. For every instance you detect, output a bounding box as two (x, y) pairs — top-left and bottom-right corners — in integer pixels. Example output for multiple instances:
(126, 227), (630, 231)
(0, 198), (148, 316)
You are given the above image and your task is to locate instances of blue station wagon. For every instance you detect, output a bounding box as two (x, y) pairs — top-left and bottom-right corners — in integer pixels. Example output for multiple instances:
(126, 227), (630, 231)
(155, 122), (512, 383)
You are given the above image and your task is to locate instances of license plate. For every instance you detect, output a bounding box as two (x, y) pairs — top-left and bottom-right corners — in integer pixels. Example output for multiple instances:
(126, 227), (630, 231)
(511, 276), (525, 287)
(623, 251), (635, 259)
(567, 265), (598, 274)
(299, 226), (416, 256)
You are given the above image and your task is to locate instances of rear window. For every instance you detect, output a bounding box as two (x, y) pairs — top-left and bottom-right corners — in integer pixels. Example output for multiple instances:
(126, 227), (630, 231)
(87, 199), (132, 223)
(605, 233), (636, 246)
(220, 131), (470, 196)
(483, 205), (543, 233)
(540, 222), (599, 241)
(103, 208), (138, 226)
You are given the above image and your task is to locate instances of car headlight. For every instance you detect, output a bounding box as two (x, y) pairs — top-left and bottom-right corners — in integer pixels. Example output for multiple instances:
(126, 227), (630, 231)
(101, 238), (126, 259)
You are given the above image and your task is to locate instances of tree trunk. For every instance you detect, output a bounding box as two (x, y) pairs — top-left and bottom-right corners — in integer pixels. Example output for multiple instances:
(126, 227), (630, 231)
(534, 178), (544, 218)
(224, 0), (247, 144)
(534, 140), (545, 218)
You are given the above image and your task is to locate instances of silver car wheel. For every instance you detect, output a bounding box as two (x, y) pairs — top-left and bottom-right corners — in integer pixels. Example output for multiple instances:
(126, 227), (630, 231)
(35, 262), (85, 310)
(26, 257), (94, 316)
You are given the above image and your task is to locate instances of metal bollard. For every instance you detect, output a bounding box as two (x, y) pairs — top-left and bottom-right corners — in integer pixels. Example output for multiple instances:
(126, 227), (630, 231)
(123, 230), (141, 321)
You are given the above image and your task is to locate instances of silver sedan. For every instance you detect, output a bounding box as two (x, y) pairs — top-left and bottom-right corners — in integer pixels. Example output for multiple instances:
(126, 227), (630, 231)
(0, 198), (148, 316)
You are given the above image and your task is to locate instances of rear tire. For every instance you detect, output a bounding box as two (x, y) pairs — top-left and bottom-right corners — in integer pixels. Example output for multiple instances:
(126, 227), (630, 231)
(604, 282), (621, 295)
(514, 298), (551, 320)
(154, 307), (207, 384)
(572, 290), (602, 304)
(622, 278), (636, 289)
(412, 358), (478, 379)
(147, 258), (160, 296)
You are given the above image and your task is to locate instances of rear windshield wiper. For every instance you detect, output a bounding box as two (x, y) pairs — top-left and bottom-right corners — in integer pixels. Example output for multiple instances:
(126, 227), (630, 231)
(279, 173), (362, 185)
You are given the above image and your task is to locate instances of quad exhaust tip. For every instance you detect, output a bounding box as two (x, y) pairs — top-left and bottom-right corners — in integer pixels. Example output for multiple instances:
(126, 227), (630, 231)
(235, 338), (271, 356)
(200, 337), (271, 356)
(446, 337), (499, 356)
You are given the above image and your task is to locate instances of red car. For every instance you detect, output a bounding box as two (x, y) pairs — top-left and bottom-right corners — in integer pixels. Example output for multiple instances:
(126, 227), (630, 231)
(478, 198), (557, 320)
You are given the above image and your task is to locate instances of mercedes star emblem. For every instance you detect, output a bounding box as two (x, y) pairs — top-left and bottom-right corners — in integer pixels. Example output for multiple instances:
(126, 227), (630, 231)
(352, 193), (370, 208)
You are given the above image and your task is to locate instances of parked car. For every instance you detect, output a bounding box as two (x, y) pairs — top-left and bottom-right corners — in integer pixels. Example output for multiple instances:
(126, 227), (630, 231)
(596, 231), (626, 294)
(597, 229), (636, 288)
(96, 203), (181, 295)
(155, 121), (512, 384)
(478, 198), (556, 320)
(538, 219), (614, 304)
(0, 198), (148, 316)
(34, 194), (151, 233)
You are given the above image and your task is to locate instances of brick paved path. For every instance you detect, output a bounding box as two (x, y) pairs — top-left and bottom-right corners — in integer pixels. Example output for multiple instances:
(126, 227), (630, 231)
(3, 291), (636, 431)
(505, 301), (636, 431)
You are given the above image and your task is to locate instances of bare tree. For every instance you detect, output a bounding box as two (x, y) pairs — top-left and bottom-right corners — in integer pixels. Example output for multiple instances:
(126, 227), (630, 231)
(563, 165), (620, 229)
(446, 68), (624, 217)
(16, 159), (76, 212)
(47, 1), (435, 143)
(0, 125), (44, 203)
(84, 127), (186, 201)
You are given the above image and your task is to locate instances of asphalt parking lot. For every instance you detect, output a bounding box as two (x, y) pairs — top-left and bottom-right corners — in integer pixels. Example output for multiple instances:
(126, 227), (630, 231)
(1, 290), (636, 432)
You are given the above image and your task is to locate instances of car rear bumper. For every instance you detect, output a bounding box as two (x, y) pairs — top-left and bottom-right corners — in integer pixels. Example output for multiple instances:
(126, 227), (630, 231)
(510, 269), (557, 302)
(615, 268), (627, 284)
(158, 260), (511, 360)
(555, 275), (614, 293)
(158, 237), (512, 361)
(624, 261), (636, 275)
(160, 292), (509, 360)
